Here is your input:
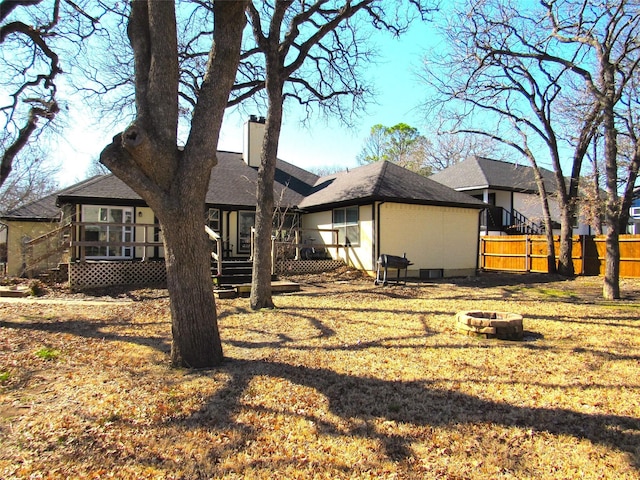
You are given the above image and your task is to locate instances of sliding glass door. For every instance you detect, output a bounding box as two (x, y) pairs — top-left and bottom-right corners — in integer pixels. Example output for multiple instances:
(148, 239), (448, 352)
(82, 206), (134, 259)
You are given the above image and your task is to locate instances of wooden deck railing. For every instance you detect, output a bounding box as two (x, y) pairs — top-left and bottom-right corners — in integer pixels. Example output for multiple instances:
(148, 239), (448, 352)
(205, 225), (223, 275)
(22, 222), (72, 276)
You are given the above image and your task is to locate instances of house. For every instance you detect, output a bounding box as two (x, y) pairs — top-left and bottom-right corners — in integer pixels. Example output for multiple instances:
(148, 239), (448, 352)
(0, 191), (65, 278)
(1, 118), (486, 288)
(430, 156), (592, 235)
(299, 161), (485, 278)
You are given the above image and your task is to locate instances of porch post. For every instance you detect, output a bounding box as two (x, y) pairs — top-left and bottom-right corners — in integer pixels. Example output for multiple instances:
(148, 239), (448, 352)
(271, 235), (276, 275)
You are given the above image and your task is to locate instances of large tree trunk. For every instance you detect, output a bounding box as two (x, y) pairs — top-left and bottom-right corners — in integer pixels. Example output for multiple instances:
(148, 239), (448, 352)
(557, 209), (574, 276)
(530, 160), (559, 274)
(602, 92), (620, 300)
(250, 91), (284, 310)
(100, 0), (247, 367)
(161, 206), (222, 367)
(603, 226), (620, 300)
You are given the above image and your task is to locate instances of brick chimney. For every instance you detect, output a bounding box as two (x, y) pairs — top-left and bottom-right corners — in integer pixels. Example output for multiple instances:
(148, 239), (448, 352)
(243, 115), (266, 168)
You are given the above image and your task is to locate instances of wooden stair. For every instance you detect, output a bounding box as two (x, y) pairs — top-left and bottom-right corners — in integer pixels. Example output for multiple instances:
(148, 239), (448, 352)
(212, 259), (254, 285)
(212, 259), (299, 297)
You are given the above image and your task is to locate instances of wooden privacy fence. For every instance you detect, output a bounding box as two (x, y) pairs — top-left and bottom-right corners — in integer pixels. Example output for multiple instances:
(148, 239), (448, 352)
(480, 235), (640, 278)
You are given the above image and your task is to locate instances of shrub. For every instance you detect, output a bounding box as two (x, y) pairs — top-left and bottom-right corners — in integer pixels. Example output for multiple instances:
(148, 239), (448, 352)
(28, 279), (46, 297)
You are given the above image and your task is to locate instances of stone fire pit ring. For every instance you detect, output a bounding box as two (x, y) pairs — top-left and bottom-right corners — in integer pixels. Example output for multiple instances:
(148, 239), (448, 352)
(456, 310), (524, 341)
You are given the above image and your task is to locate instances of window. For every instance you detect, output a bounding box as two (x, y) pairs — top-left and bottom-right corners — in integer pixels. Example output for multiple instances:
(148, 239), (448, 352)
(333, 206), (359, 245)
(206, 208), (220, 232)
(82, 206), (134, 259)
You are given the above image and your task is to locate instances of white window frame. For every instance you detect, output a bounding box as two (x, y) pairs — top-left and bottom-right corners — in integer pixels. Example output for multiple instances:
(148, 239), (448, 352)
(207, 208), (221, 233)
(333, 205), (360, 246)
(82, 205), (134, 260)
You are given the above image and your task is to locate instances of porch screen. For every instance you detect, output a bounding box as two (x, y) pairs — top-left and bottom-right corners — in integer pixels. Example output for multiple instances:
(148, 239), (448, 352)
(82, 206), (134, 259)
(333, 206), (359, 246)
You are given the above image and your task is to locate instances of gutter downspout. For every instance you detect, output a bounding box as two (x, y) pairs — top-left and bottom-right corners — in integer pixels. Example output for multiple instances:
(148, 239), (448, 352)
(376, 201), (385, 268)
(476, 209), (483, 274)
(0, 222), (7, 276)
(226, 210), (232, 257)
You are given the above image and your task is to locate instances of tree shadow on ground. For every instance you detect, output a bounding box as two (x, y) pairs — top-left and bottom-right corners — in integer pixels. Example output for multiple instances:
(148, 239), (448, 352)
(3, 303), (638, 475)
(181, 356), (640, 472)
(0, 316), (171, 353)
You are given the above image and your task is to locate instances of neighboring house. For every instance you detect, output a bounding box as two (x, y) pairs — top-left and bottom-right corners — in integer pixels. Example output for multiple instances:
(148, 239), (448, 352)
(430, 156), (593, 236)
(1, 118), (485, 286)
(630, 186), (640, 234)
(1, 192), (65, 277)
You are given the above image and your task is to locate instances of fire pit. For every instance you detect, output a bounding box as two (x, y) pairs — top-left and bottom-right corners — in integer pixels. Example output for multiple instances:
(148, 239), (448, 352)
(455, 311), (524, 341)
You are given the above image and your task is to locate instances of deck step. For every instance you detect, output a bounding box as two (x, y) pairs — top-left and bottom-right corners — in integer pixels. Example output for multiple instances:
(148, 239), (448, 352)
(212, 259), (280, 287)
(215, 273), (277, 286)
(214, 280), (300, 299)
(235, 281), (300, 297)
(211, 259), (252, 277)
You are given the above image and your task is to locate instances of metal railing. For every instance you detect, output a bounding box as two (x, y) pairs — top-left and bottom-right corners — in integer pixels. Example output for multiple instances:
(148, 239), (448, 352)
(482, 207), (543, 235)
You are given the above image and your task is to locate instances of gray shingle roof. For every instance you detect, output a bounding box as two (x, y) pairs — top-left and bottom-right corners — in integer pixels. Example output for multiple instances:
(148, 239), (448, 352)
(56, 151), (319, 209)
(430, 156), (559, 194)
(1, 191), (61, 221)
(5, 155), (486, 220)
(202, 152), (317, 207)
(56, 174), (141, 204)
(299, 161), (485, 210)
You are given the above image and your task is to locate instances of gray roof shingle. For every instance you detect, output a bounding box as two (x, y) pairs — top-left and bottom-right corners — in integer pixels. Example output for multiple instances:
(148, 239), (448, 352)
(55, 151), (319, 209)
(430, 156), (559, 193)
(299, 161), (485, 210)
(4, 155), (486, 220)
(1, 192), (62, 221)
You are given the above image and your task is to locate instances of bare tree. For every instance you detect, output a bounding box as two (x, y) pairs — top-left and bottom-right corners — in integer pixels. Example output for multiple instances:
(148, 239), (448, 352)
(539, 0), (640, 299)
(581, 139), (605, 235)
(1, 0), (101, 188)
(615, 74), (640, 235)
(423, 0), (617, 277)
(99, 0), (248, 368)
(84, 157), (110, 178)
(0, 142), (59, 214)
(426, 130), (507, 172)
(357, 124), (390, 165)
(240, 1), (434, 310)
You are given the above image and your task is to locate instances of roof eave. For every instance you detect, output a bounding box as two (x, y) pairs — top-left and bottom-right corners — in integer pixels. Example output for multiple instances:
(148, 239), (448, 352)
(300, 196), (486, 212)
(56, 196), (148, 207)
(0, 215), (59, 222)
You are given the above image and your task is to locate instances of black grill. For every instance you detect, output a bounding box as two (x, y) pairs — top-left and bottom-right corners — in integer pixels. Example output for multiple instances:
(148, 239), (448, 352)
(374, 253), (412, 286)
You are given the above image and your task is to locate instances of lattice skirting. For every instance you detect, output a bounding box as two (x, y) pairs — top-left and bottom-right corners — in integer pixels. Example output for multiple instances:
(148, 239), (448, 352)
(276, 259), (345, 275)
(69, 261), (166, 291)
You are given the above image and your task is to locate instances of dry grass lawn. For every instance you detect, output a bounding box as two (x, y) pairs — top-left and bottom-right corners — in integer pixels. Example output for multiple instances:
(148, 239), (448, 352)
(1, 271), (639, 479)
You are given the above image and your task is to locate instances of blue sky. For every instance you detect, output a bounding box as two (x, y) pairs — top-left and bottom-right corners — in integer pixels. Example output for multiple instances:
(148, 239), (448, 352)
(218, 20), (436, 173)
(54, 19), (437, 186)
